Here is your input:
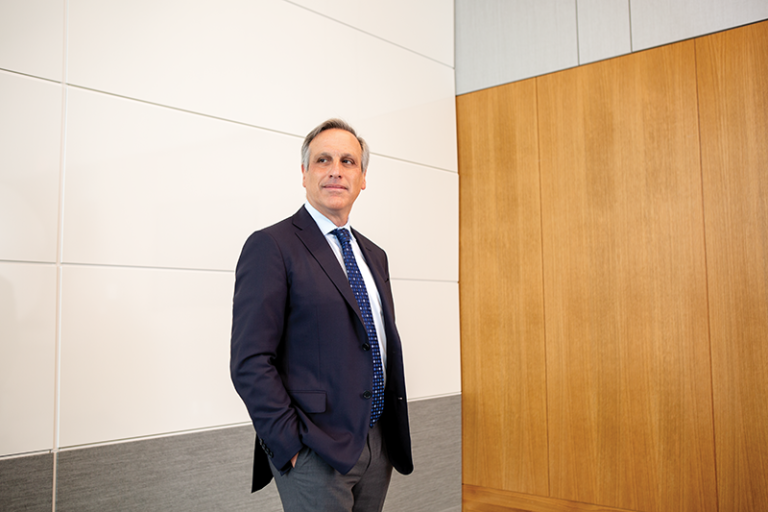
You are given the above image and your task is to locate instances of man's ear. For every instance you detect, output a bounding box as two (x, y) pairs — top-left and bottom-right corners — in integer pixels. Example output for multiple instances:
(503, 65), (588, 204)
(301, 165), (307, 187)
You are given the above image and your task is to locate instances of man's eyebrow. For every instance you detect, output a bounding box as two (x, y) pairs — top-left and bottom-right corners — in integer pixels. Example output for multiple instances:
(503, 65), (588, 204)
(314, 151), (357, 160)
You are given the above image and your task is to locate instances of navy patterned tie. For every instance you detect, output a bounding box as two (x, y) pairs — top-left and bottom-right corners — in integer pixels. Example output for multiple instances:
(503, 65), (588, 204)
(331, 228), (384, 427)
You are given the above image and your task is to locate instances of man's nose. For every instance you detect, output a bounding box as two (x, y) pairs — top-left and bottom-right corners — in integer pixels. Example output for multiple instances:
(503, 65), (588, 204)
(329, 160), (341, 177)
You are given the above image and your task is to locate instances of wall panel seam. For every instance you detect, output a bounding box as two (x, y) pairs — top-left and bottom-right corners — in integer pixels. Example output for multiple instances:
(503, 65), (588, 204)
(693, 35), (721, 512)
(52, 3), (72, 510)
(282, 0), (454, 69)
(0, 67), (62, 85)
(58, 85), (458, 173)
(628, 0), (634, 52)
(534, 75), (552, 499)
(575, 0), (582, 66)
(61, 83), (302, 137)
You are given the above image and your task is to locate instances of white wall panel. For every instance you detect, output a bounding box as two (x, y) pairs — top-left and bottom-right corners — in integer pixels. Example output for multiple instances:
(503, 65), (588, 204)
(286, 0), (455, 66)
(58, 265), (246, 447)
(392, 279), (460, 399)
(631, 0), (768, 51)
(577, 0), (632, 64)
(354, 155), (458, 282)
(0, 71), (62, 263)
(67, 0), (456, 171)
(357, 94), (457, 175)
(0, 0), (64, 81)
(0, 262), (57, 456)
(63, 87), (305, 271)
(455, 0), (578, 94)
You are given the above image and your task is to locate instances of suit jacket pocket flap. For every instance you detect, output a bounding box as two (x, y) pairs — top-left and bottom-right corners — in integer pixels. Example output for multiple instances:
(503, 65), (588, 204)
(290, 391), (326, 413)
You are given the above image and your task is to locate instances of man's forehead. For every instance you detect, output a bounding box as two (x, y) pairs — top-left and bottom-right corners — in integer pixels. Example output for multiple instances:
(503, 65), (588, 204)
(310, 130), (362, 156)
(313, 148), (360, 157)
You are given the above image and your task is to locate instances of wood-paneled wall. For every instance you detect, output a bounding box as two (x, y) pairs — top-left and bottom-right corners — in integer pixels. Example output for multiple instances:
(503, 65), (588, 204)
(458, 20), (768, 512)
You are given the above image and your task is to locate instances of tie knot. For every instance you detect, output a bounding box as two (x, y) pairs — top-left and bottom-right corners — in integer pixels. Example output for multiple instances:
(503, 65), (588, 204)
(331, 228), (352, 245)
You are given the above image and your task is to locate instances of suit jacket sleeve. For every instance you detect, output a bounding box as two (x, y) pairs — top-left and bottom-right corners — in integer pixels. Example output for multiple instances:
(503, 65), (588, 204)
(230, 229), (304, 472)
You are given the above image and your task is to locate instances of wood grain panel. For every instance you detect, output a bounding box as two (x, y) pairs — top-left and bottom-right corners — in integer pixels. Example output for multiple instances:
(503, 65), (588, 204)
(457, 79), (549, 495)
(696, 20), (768, 512)
(463, 485), (636, 512)
(537, 41), (717, 511)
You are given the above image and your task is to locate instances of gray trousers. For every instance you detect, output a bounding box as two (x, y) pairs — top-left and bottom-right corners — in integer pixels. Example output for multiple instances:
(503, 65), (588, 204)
(268, 423), (393, 512)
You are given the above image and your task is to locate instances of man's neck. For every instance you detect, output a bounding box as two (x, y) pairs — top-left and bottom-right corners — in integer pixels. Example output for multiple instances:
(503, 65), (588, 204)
(305, 200), (349, 227)
(304, 201), (351, 232)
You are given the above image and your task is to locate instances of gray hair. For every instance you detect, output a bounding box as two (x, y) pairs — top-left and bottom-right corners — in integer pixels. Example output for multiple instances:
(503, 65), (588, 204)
(301, 118), (370, 172)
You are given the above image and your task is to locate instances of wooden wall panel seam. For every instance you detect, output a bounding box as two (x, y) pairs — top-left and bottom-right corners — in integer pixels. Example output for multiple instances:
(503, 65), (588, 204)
(534, 74), (554, 501)
(691, 35), (722, 512)
(695, 20), (768, 511)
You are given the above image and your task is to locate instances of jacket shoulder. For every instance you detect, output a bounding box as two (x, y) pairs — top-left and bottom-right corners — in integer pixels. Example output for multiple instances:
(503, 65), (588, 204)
(241, 208), (308, 248)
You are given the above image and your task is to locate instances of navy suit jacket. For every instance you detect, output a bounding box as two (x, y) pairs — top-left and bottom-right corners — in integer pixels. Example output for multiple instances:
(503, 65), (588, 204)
(231, 206), (413, 492)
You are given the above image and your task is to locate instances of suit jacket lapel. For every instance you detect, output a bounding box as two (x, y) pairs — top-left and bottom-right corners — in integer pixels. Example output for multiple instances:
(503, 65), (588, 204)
(353, 228), (397, 328)
(292, 207), (365, 325)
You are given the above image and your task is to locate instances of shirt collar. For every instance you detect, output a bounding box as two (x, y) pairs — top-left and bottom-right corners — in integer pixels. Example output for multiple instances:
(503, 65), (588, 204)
(304, 201), (352, 236)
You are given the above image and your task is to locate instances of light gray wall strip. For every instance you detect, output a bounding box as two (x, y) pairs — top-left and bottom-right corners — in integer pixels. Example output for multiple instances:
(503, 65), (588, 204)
(455, 0), (579, 95)
(0, 453), (53, 512)
(45, 394), (460, 511)
(455, 0), (768, 95)
(55, 426), (281, 512)
(385, 395), (461, 512)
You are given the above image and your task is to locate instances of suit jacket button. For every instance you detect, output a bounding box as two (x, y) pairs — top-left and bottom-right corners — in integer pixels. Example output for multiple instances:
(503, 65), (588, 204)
(362, 390), (372, 399)
(362, 343), (370, 351)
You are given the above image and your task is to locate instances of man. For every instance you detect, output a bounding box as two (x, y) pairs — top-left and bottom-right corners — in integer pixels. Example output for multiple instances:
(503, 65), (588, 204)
(231, 119), (413, 511)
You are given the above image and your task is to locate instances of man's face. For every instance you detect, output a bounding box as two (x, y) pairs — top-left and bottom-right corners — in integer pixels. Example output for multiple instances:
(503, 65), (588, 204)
(302, 128), (367, 226)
